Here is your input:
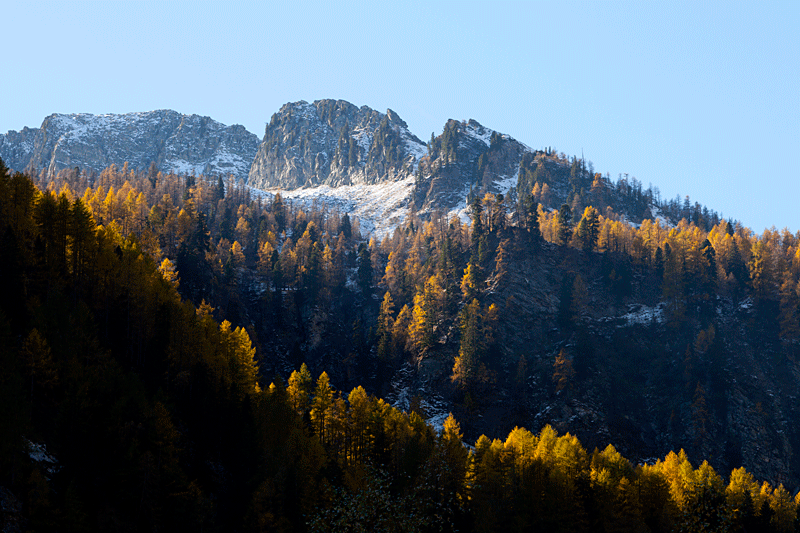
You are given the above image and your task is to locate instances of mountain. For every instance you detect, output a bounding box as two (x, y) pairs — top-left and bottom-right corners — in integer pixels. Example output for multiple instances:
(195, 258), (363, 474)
(414, 118), (530, 212)
(6, 165), (797, 530)
(2, 104), (798, 529)
(249, 102), (537, 237)
(1, 101), (680, 239)
(411, 239), (800, 490)
(0, 110), (260, 181)
(248, 99), (427, 190)
(248, 100), (660, 238)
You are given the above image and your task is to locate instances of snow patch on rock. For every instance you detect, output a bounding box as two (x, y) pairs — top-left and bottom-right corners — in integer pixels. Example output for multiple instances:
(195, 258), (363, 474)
(463, 121), (493, 147)
(250, 175), (416, 239)
(620, 303), (666, 325)
(26, 439), (60, 476)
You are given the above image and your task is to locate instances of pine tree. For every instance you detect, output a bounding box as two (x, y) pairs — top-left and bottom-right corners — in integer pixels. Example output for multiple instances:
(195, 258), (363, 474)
(357, 243), (372, 296)
(272, 192), (286, 232)
(452, 299), (482, 391)
(339, 213), (352, 240)
(523, 197), (542, 243)
(575, 206), (601, 251)
(663, 242), (687, 322)
(21, 328), (58, 408)
(69, 197), (95, 289)
(557, 204), (573, 245)
(470, 195), (487, 264)
(699, 238), (718, 299)
(654, 246), (665, 279)
(392, 304), (412, 357)
(779, 275), (800, 343)
(490, 193), (507, 235)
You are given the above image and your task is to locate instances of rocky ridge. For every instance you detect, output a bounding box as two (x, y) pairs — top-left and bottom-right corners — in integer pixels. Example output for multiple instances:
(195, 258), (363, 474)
(248, 99), (427, 190)
(0, 110), (260, 181)
(248, 101), (537, 235)
(414, 118), (531, 213)
(2, 101), (552, 235)
(2, 100), (664, 237)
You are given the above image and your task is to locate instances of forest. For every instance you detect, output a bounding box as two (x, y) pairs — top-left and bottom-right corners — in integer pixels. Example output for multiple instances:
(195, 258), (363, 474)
(1, 155), (799, 532)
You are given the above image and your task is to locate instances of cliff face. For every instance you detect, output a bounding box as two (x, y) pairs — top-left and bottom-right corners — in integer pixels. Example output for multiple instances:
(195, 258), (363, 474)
(414, 118), (531, 213)
(0, 110), (260, 181)
(0, 126), (38, 174)
(247, 100), (427, 190)
(0, 102), (548, 228)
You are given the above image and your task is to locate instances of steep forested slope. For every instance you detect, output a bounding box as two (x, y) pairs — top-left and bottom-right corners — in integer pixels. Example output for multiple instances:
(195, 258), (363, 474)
(2, 157), (799, 531)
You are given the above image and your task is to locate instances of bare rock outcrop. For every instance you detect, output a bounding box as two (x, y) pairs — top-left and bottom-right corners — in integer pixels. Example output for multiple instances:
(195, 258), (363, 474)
(0, 110), (259, 181)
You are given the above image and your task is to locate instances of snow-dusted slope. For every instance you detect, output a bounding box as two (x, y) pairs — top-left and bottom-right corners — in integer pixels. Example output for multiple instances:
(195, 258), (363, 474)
(249, 112), (533, 238)
(412, 118), (532, 216)
(251, 170), (525, 241)
(1, 101), (541, 238)
(250, 176), (416, 239)
(0, 110), (260, 180)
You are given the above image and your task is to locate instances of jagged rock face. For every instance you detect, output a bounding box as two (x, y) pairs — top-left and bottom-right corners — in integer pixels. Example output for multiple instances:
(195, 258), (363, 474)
(0, 126), (38, 174)
(414, 119), (530, 212)
(0, 111), (260, 181)
(248, 99), (427, 190)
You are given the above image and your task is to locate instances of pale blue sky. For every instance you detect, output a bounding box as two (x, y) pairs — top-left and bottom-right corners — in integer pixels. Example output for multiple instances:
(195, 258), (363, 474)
(3, 1), (798, 232)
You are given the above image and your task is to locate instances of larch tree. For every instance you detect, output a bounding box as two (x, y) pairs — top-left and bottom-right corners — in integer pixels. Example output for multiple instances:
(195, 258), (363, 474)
(749, 239), (774, 301)
(552, 349), (575, 394)
(310, 372), (334, 446)
(287, 363), (313, 416)
(461, 262), (482, 301)
(376, 292), (395, 361)
(21, 328), (58, 408)
(392, 304), (412, 356)
(408, 275), (443, 353)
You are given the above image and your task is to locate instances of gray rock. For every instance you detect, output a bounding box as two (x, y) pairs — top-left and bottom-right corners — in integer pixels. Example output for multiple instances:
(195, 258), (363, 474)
(248, 99), (427, 190)
(0, 110), (260, 181)
(414, 118), (530, 213)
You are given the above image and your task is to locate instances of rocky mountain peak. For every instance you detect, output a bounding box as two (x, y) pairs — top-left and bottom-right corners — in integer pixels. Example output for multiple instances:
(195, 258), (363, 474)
(386, 108), (408, 129)
(0, 110), (260, 181)
(247, 99), (426, 190)
(413, 117), (531, 213)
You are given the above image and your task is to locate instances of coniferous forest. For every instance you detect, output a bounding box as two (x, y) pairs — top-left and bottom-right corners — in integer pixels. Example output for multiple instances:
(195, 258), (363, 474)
(1, 156), (799, 532)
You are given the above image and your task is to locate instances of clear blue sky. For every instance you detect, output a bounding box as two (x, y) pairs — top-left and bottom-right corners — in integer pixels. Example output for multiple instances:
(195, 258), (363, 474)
(3, 1), (798, 232)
